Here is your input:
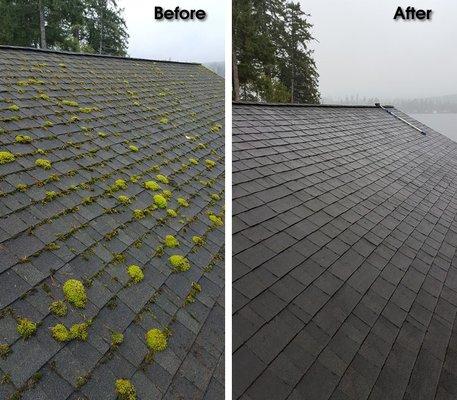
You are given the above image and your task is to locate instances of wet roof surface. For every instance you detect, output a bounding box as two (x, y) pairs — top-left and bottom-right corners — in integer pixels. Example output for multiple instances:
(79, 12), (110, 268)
(233, 103), (457, 400)
(0, 47), (224, 400)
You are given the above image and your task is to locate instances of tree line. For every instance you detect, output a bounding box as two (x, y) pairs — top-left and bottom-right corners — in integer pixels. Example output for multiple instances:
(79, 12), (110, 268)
(233, 0), (320, 104)
(0, 0), (128, 56)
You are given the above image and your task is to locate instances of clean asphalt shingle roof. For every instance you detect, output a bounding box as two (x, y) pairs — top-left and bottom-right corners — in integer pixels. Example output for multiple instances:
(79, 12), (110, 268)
(233, 103), (457, 400)
(0, 46), (224, 400)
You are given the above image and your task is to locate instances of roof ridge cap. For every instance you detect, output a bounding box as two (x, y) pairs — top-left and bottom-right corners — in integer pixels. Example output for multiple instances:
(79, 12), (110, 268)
(233, 101), (395, 109)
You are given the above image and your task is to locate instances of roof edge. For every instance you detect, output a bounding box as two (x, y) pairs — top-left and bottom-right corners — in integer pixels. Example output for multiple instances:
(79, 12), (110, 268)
(0, 45), (201, 66)
(233, 101), (395, 109)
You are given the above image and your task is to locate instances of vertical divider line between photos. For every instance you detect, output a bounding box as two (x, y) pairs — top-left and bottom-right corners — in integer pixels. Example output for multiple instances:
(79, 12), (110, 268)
(224, 0), (233, 397)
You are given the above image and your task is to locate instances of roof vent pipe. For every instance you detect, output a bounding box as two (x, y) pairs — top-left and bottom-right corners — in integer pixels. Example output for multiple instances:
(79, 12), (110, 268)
(375, 103), (426, 135)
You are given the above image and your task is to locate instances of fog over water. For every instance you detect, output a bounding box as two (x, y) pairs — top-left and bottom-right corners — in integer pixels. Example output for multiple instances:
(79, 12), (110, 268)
(301, 1), (457, 101)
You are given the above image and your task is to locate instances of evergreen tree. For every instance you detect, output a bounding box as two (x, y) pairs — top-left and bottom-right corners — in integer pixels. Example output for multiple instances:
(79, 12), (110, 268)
(233, 0), (319, 103)
(0, 0), (128, 56)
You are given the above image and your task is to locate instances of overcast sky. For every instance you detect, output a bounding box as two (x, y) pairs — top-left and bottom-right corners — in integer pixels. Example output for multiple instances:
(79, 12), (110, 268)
(117, 0), (225, 63)
(302, 0), (457, 100)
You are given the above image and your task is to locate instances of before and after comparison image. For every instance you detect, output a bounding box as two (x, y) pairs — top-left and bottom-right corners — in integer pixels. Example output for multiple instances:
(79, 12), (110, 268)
(1, 1), (457, 400)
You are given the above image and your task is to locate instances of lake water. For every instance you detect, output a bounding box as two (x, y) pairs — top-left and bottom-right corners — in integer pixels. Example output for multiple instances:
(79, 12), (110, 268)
(411, 113), (457, 142)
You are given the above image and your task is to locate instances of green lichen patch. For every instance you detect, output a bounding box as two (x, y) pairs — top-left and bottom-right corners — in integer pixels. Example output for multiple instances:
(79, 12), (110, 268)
(118, 195), (131, 204)
(205, 159), (216, 169)
(145, 328), (167, 352)
(62, 279), (87, 308)
(153, 194), (167, 209)
(0, 344), (11, 359)
(49, 300), (67, 317)
(0, 151), (15, 164)
(156, 174), (169, 184)
(35, 158), (52, 169)
(127, 264), (144, 283)
(15, 134), (32, 144)
(192, 236), (205, 246)
(169, 255), (191, 272)
(128, 145), (139, 152)
(144, 180), (161, 191)
(115, 379), (136, 400)
(17, 318), (37, 339)
(111, 332), (124, 346)
(167, 209), (177, 217)
(177, 197), (189, 207)
(164, 235), (179, 248)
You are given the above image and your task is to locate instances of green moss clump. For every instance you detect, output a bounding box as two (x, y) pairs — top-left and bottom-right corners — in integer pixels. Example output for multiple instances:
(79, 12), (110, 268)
(210, 123), (222, 133)
(209, 214), (224, 227)
(0, 344), (11, 359)
(159, 116), (169, 124)
(177, 197), (189, 207)
(118, 195), (131, 204)
(16, 183), (27, 191)
(144, 180), (160, 191)
(63, 279), (87, 308)
(189, 158), (199, 165)
(162, 190), (172, 199)
(211, 193), (221, 201)
(185, 282), (202, 304)
(111, 332), (124, 346)
(111, 178), (127, 191)
(0, 151), (15, 164)
(15, 134), (32, 144)
(17, 318), (37, 339)
(8, 104), (19, 111)
(133, 209), (145, 219)
(153, 194), (167, 209)
(205, 159), (216, 169)
(164, 235), (179, 248)
(127, 265), (144, 283)
(61, 100), (79, 107)
(51, 322), (90, 342)
(115, 379), (136, 400)
(156, 174), (169, 184)
(192, 236), (205, 246)
(98, 131), (108, 138)
(145, 328), (167, 352)
(49, 300), (67, 317)
(35, 158), (52, 169)
(45, 191), (57, 201)
(169, 255), (191, 272)
(129, 145), (139, 152)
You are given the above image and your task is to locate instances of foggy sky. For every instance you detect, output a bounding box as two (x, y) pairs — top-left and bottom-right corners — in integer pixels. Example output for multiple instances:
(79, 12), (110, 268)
(117, 0), (225, 63)
(302, 0), (457, 100)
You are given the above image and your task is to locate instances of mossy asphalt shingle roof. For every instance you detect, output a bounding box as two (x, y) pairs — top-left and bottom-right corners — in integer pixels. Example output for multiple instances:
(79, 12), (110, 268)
(0, 46), (224, 400)
(233, 103), (457, 400)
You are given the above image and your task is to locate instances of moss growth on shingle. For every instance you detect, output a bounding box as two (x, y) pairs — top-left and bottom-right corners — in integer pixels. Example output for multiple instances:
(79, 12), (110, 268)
(62, 279), (87, 308)
(164, 235), (179, 248)
(118, 195), (131, 204)
(192, 236), (205, 246)
(169, 255), (191, 272)
(127, 265), (144, 283)
(49, 300), (67, 317)
(0, 151), (15, 164)
(159, 116), (169, 124)
(110, 178), (127, 192)
(209, 213), (224, 227)
(144, 180), (160, 191)
(111, 332), (124, 346)
(16, 183), (27, 191)
(167, 208), (177, 217)
(211, 193), (221, 201)
(145, 328), (167, 352)
(133, 209), (145, 219)
(115, 379), (136, 400)
(156, 174), (169, 184)
(189, 158), (199, 165)
(17, 318), (37, 339)
(35, 158), (52, 169)
(129, 145), (139, 152)
(185, 282), (202, 304)
(177, 197), (189, 207)
(98, 131), (108, 138)
(210, 123), (222, 133)
(15, 134), (32, 144)
(45, 191), (58, 201)
(51, 322), (90, 342)
(50, 323), (70, 341)
(153, 194), (167, 209)
(0, 344), (11, 359)
(162, 189), (172, 199)
(43, 120), (54, 128)
(205, 159), (216, 169)
(8, 104), (19, 111)
(61, 100), (79, 107)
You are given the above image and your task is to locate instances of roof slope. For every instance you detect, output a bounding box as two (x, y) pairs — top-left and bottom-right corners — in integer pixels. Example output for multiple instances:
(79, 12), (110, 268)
(0, 47), (224, 400)
(233, 103), (457, 400)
